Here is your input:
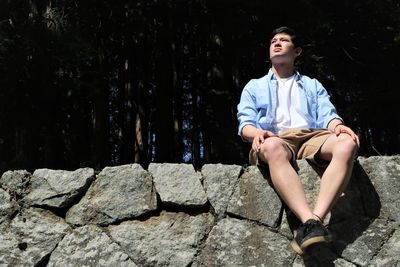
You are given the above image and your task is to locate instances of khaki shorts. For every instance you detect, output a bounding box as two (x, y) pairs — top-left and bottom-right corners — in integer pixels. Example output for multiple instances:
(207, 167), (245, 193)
(249, 128), (333, 168)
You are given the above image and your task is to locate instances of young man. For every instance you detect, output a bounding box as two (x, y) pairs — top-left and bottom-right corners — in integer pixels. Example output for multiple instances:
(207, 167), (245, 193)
(237, 26), (359, 256)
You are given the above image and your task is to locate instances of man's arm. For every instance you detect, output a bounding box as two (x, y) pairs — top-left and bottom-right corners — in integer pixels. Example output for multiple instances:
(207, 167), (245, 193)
(327, 119), (360, 147)
(242, 124), (276, 152)
(327, 118), (344, 132)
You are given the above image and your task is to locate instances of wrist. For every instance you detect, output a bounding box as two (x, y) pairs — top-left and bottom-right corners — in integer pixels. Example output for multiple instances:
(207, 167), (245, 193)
(333, 123), (344, 132)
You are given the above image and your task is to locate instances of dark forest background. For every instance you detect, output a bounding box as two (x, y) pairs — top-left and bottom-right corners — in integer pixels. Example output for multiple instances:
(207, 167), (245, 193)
(1, 0), (399, 173)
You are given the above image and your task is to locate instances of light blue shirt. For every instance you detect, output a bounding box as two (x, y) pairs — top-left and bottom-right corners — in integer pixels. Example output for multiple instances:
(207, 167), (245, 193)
(237, 69), (342, 136)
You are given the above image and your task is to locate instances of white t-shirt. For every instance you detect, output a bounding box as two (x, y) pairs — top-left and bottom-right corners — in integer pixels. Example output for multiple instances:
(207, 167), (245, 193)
(275, 75), (313, 134)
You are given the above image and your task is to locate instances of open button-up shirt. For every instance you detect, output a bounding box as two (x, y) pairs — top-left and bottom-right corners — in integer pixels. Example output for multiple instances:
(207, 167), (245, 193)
(237, 69), (342, 137)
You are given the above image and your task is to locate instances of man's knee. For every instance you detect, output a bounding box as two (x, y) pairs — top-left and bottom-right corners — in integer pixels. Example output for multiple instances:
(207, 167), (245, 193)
(259, 137), (291, 162)
(334, 135), (358, 159)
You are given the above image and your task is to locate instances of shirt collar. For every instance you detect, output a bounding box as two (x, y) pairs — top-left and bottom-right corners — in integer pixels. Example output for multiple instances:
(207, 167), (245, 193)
(267, 68), (303, 86)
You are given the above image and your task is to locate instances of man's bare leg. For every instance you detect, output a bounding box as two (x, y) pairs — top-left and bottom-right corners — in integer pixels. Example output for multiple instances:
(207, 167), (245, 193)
(312, 134), (358, 220)
(258, 137), (314, 223)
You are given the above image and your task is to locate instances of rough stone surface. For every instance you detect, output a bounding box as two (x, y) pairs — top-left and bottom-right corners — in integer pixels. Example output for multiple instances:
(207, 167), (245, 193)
(66, 164), (157, 226)
(0, 156), (399, 267)
(293, 254), (357, 267)
(109, 211), (214, 267)
(370, 227), (400, 267)
(148, 163), (207, 207)
(0, 208), (70, 266)
(48, 225), (137, 267)
(0, 188), (19, 226)
(358, 156), (400, 222)
(200, 217), (295, 266)
(25, 168), (95, 208)
(202, 164), (242, 217)
(0, 170), (31, 199)
(226, 165), (282, 228)
(331, 217), (397, 267)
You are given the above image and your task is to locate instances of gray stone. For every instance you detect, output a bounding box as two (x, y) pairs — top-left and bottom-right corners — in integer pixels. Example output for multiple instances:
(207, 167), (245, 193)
(331, 217), (396, 266)
(0, 156), (399, 266)
(25, 168), (95, 208)
(109, 211), (214, 267)
(329, 169), (365, 223)
(0, 208), (70, 266)
(0, 188), (19, 226)
(293, 255), (357, 267)
(226, 166), (282, 228)
(202, 164), (242, 217)
(296, 160), (321, 209)
(66, 164), (157, 226)
(296, 159), (365, 224)
(0, 170), (31, 199)
(48, 225), (137, 267)
(200, 217), (295, 266)
(148, 163), (207, 207)
(358, 156), (400, 222)
(370, 228), (400, 267)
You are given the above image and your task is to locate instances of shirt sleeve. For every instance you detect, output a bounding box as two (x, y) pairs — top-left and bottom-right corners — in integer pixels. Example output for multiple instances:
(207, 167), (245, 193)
(315, 80), (343, 128)
(237, 80), (258, 136)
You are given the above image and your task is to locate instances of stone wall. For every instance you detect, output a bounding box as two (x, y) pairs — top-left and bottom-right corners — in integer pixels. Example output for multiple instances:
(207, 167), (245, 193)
(0, 156), (399, 266)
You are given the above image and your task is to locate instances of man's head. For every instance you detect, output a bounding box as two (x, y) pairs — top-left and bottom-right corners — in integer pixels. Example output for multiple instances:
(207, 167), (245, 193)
(269, 26), (302, 65)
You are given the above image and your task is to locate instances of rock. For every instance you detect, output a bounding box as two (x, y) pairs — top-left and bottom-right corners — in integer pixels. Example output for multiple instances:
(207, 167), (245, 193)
(331, 217), (397, 266)
(358, 156), (400, 222)
(109, 211), (214, 267)
(200, 217), (295, 266)
(25, 168), (95, 208)
(66, 164), (157, 226)
(0, 208), (70, 266)
(329, 164), (365, 223)
(226, 166), (282, 228)
(148, 163), (207, 207)
(0, 170), (31, 199)
(47, 225), (137, 267)
(0, 188), (19, 226)
(293, 255), (357, 267)
(202, 164), (242, 217)
(369, 228), (400, 267)
(0, 156), (399, 266)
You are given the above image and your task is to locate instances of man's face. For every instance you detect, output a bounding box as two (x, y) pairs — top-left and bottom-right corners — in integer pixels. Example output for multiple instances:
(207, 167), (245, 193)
(269, 33), (301, 64)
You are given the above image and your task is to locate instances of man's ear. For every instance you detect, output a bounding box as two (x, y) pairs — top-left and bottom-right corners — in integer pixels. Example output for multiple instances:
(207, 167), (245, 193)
(295, 47), (302, 57)
(294, 47), (303, 57)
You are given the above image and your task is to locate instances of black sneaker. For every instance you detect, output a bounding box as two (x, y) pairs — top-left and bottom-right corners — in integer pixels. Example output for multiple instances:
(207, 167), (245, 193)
(290, 219), (332, 256)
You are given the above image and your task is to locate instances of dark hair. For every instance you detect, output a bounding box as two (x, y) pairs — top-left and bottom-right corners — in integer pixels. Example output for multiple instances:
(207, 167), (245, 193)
(269, 26), (300, 48)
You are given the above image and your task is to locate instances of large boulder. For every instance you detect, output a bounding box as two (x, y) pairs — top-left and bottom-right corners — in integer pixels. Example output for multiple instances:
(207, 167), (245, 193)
(148, 163), (208, 207)
(66, 164), (157, 226)
(47, 225), (137, 267)
(25, 168), (95, 208)
(199, 217), (295, 266)
(226, 166), (282, 228)
(109, 211), (214, 266)
(0, 170), (31, 199)
(202, 164), (242, 217)
(0, 208), (70, 266)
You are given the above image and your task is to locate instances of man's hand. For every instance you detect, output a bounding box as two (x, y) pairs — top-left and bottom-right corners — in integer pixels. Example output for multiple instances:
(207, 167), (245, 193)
(252, 130), (276, 152)
(334, 125), (360, 147)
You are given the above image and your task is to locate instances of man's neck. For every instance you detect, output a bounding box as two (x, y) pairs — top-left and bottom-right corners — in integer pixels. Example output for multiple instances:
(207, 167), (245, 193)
(271, 64), (295, 79)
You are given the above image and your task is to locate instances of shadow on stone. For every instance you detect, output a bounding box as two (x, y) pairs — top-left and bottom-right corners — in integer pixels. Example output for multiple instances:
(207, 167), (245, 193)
(302, 242), (338, 267)
(258, 159), (382, 266)
(353, 161), (381, 218)
(329, 160), (381, 256)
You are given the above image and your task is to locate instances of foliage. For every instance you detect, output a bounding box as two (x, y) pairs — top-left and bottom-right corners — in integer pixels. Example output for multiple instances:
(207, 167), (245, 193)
(0, 0), (399, 172)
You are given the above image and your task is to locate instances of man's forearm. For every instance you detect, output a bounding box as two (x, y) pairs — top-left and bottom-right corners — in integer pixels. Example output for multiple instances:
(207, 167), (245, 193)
(241, 124), (263, 143)
(327, 118), (344, 132)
